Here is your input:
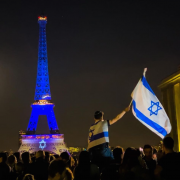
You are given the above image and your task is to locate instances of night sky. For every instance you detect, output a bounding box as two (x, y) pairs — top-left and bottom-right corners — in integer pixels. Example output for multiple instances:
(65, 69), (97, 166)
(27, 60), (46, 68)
(0, 0), (180, 151)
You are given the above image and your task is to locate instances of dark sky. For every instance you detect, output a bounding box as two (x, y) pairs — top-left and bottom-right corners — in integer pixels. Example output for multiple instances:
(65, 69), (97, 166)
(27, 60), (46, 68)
(0, 0), (180, 151)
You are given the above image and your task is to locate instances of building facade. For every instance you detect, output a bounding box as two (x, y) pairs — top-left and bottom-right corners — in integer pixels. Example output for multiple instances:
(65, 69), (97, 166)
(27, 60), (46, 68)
(158, 70), (180, 151)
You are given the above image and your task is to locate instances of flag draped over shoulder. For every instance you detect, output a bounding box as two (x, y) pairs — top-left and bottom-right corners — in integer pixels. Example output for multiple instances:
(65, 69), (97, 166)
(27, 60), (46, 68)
(131, 70), (171, 138)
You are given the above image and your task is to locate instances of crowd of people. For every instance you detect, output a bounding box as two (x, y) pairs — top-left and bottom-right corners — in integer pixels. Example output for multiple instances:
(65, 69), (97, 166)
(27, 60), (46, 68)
(0, 136), (180, 180)
(1, 109), (180, 180)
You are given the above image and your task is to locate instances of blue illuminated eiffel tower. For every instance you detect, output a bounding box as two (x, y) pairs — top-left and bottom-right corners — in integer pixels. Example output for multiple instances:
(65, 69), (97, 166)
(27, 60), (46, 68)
(26, 16), (59, 135)
(19, 16), (67, 154)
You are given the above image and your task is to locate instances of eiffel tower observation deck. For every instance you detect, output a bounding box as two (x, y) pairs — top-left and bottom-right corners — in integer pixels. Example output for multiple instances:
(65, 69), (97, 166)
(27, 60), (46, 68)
(18, 16), (67, 154)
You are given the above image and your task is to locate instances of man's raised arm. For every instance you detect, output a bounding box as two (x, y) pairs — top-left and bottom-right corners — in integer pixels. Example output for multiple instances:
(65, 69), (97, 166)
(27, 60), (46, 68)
(109, 107), (130, 125)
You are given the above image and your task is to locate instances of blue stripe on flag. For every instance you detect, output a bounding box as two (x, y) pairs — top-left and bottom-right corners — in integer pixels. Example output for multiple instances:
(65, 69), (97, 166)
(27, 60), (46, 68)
(141, 76), (155, 95)
(90, 132), (109, 142)
(133, 100), (167, 137)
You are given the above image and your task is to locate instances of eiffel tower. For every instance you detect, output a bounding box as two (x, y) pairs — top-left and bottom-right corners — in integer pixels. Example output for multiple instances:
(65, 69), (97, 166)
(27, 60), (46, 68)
(19, 16), (67, 154)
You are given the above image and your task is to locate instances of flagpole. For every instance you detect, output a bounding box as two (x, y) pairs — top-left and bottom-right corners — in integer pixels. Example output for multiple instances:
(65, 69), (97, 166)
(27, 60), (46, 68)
(143, 68), (147, 77)
(129, 99), (133, 107)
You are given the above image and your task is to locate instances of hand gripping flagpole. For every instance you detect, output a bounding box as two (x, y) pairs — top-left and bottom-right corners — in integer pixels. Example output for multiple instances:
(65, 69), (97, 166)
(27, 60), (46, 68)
(129, 99), (133, 107)
(129, 68), (148, 108)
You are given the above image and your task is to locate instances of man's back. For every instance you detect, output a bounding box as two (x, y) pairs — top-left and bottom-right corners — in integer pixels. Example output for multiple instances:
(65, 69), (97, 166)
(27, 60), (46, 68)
(88, 120), (110, 150)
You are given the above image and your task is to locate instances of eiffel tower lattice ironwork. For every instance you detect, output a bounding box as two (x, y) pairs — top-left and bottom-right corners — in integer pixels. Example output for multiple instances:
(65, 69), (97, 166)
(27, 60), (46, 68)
(26, 16), (59, 135)
(18, 16), (67, 155)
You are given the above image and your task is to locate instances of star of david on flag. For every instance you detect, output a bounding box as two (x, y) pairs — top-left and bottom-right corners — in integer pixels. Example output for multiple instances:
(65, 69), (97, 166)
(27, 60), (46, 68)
(148, 101), (162, 116)
(89, 129), (94, 141)
(131, 68), (171, 139)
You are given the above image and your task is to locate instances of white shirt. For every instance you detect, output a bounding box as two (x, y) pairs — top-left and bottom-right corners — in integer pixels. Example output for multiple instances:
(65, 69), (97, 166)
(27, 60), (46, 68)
(87, 120), (110, 150)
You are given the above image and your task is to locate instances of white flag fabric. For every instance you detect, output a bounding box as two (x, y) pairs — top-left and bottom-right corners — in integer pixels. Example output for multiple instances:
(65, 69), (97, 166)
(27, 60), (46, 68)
(131, 73), (171, 138)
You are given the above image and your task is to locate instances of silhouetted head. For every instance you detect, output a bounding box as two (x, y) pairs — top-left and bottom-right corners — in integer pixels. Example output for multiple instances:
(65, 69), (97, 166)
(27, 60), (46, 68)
(143, 144), (153, 159)
(7, 155), (17, 167)
(0, 152), (8, 163)
(78, 151), (90, 165)
(122, 147), (139, 169)
(48, 159), (66, 180)
(60, 152), (70, 163)
(36, 150), (45, 159)
(94, 111), (104, 121)
(13, 152), (21, 162)
(22, 152), (31, 164)
(113, 147), (123, 163)
(163, 137), (174, 153)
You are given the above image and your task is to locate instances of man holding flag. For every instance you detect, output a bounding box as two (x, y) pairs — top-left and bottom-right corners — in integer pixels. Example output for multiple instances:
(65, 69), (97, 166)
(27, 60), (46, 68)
(87, 108), (130, 169)
(131, 68), (171, 138)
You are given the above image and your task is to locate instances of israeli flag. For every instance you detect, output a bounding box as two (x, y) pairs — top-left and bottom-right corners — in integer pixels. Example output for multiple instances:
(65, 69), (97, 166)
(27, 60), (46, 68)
(131, 69), (171, 138)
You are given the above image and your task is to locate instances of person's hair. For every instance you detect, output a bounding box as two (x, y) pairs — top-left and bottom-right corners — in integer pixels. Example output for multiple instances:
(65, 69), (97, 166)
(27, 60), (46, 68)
(94, 111), (103, 119)
(163, 137), (174, 150)
(23, 174), (34, 180)
(36, 150), (45, 159)
(22, 152), (30, 164)
(78, 151), (90, 165)
(122, 147), (139, 169)
(143, 144), (152, 150)
(7, 155), (17, 166)
(0, 152), (8, 163)
(48, 159), (66, 178)
(13, 152), (21, 162)
(60, 152), (70, 162)
(113, 147), (123, 160)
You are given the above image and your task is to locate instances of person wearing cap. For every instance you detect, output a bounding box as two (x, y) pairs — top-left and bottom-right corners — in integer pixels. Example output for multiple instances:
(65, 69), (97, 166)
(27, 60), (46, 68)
(87, 107), (130, 169)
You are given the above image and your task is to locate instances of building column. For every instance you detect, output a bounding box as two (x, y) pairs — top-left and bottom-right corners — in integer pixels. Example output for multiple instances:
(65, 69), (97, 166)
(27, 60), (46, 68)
(174, 83), (180, 151)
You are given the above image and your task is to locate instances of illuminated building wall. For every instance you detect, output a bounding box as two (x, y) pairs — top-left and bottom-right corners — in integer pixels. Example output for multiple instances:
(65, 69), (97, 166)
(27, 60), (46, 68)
(159, 70), (180, 151)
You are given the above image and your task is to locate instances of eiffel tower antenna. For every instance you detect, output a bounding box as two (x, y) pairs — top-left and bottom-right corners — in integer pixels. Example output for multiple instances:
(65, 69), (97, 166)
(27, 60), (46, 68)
(40, 0), (45, 16)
